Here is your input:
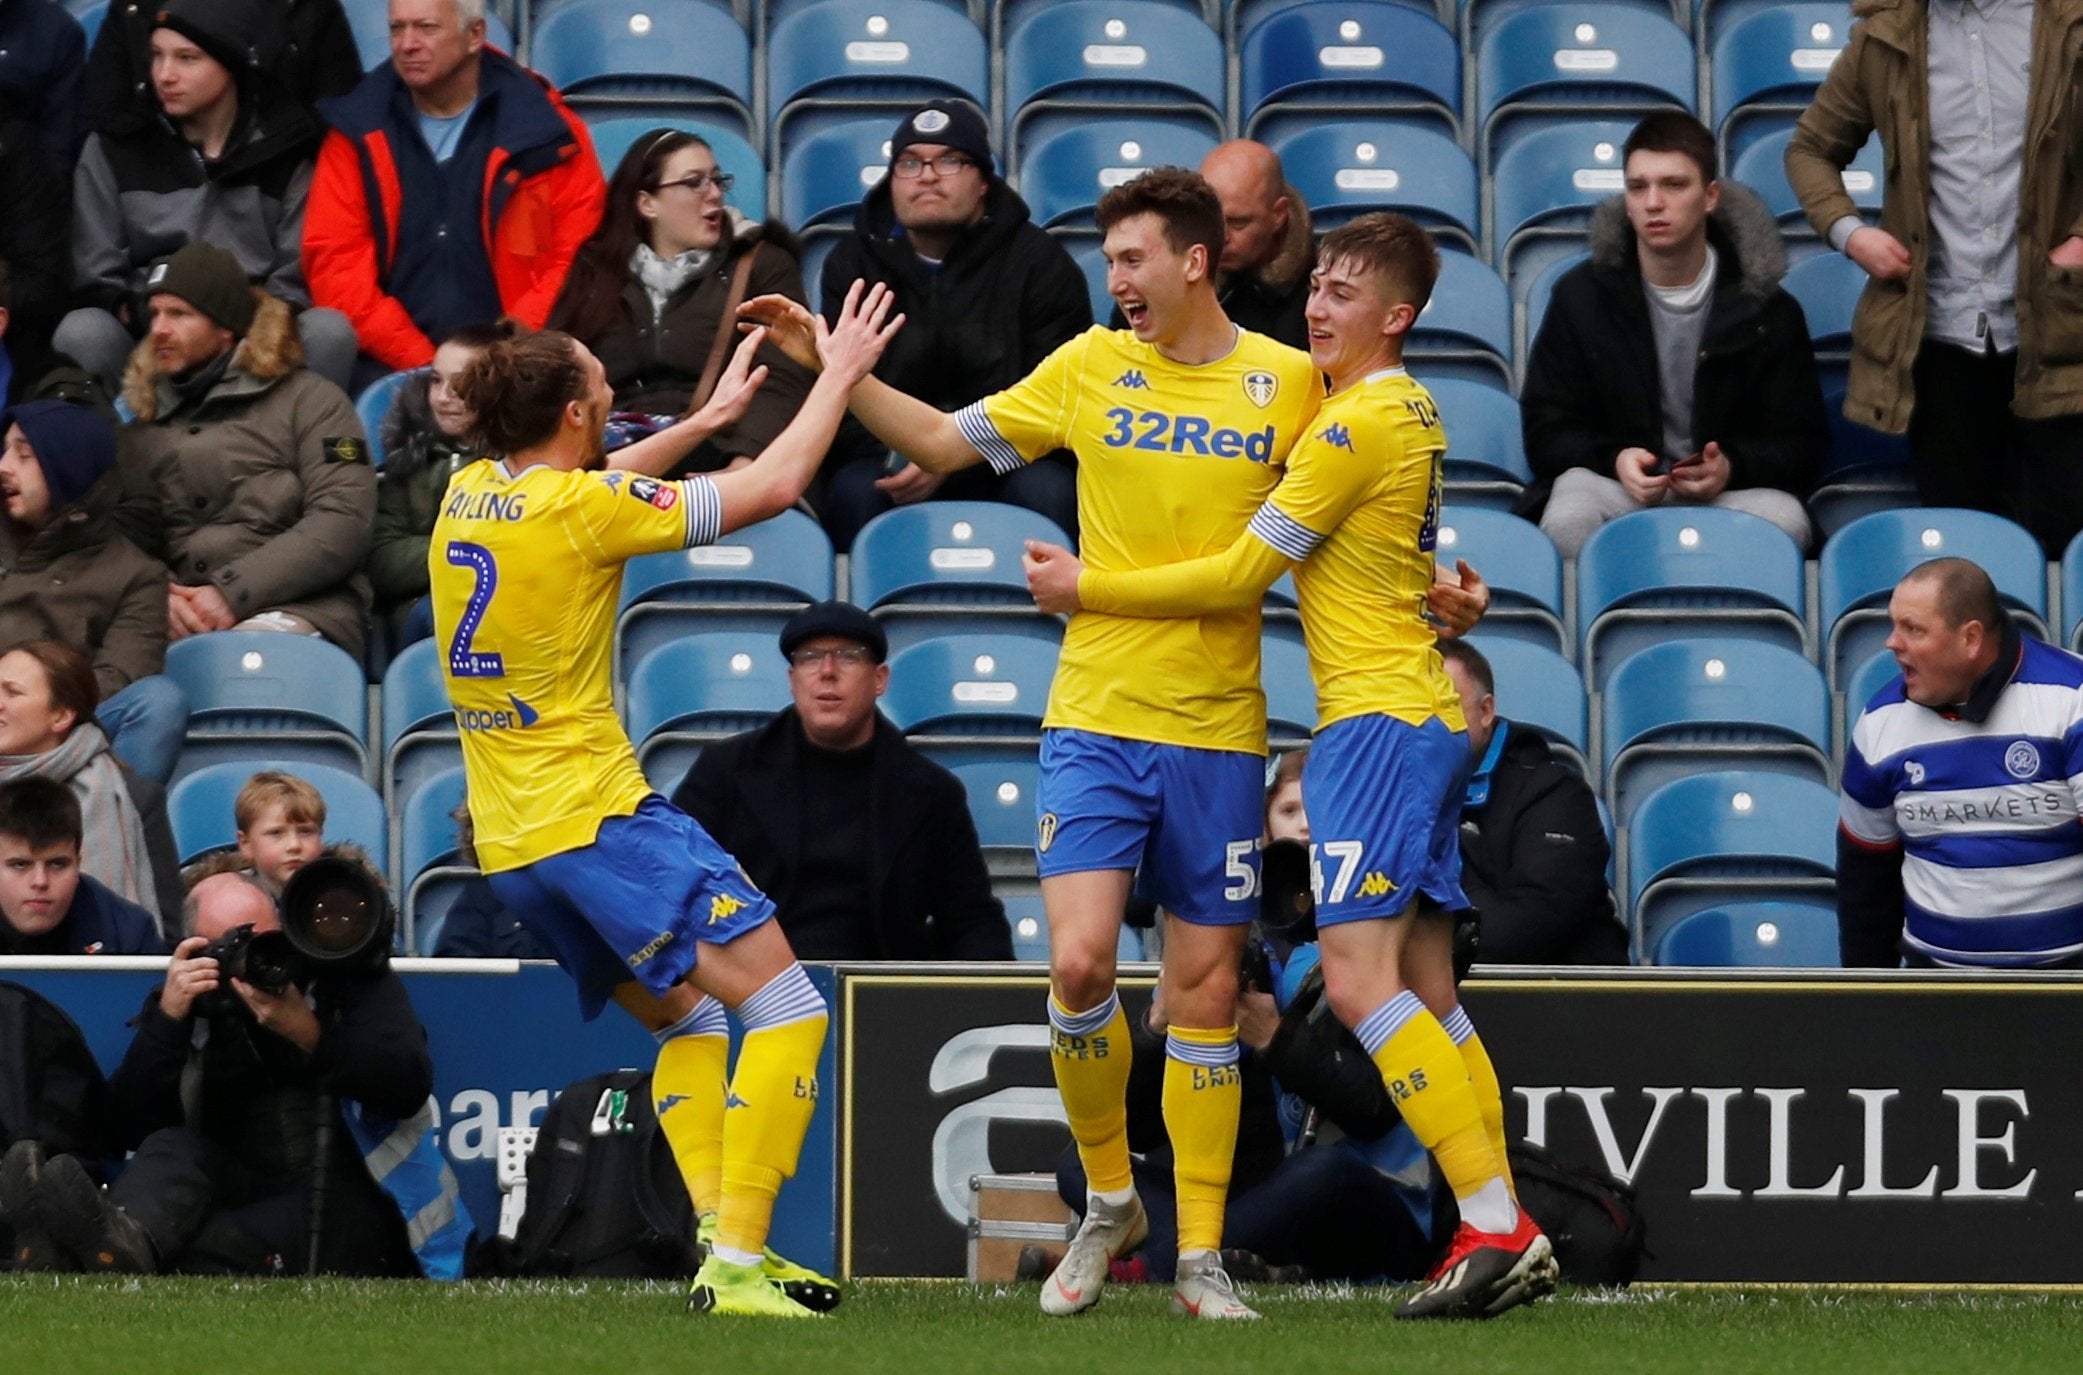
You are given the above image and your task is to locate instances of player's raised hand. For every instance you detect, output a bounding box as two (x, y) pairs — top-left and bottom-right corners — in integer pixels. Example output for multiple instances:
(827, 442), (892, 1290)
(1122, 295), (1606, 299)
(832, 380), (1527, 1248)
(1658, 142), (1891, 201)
(1428, 558), (1489, 639)
(1023, 538), (1085, 614)
(814, 281), (905, 385)
(687, 325), (770, 429)
(738, 293), (822, 371)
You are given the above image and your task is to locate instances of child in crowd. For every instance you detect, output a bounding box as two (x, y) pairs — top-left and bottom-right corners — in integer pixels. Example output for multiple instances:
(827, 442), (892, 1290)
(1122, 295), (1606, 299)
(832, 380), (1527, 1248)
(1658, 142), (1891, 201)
(233, 770), (324, 901)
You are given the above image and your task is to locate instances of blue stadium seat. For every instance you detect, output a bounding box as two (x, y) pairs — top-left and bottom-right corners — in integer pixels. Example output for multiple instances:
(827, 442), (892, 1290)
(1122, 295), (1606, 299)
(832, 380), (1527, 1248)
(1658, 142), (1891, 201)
(347, 1), (512, 70)
(67, 0), (106, 45)
(1600, 639), (1832, 822)
(1515, 248), (1589, 383)
(1782, 250), (1865, 356)
(1409, 251), (1513, 393)
(1463, 635), (1589, 776)
(1462, 0), (1673, 48)
(1003, 2), (1224, 167)
(165, 633), (370, 785)
(779, 116), (900, 268)
(1476, 7), (1695, 177)
(1016, 123), (1222, 231)
(354, 371), (410, 470)
(1488, 120), (1635, 292)
(531, 0), (754, 140)
(2063, 530), (2083, 650)
(1001, 889), (1141, 961)
(582, 116), (768, 219)
(945, 757), (1041, 863)
(1623, 769), (1838, 957)
(850, 503), (1069, 652)
(623, 630), (793, 791)
(615, 508), (833, 673)
(1239, 2), (1461, 145)
(168, 760), (389, 873)
(883, 634), (1058, 770)
(1652, 900), (1841, 967)
(764, 0), (988, 164)
(1709, 5), (1853, 168)
(1429, 377), (1532, 513)
(398, 764), (470, 893)
(1432, 508), (1568, 657)
(1576, 507), (1809, 690)
(1807, 380), (1915, 540)
(1062, 236), (1115, 324)
(1730, 126), (1883, 250)
(380, 638), (459, 815)
(1840, 645), (1897, 753)
(1268, 122), (1477, 253)
(1818, 509), (2051, 690)
(1263, 634), (1318, 747)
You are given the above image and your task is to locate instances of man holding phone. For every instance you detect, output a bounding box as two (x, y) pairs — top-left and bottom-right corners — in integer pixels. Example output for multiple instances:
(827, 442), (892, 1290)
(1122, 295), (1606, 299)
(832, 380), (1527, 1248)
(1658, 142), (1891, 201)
(1520, 113), (1828, 557)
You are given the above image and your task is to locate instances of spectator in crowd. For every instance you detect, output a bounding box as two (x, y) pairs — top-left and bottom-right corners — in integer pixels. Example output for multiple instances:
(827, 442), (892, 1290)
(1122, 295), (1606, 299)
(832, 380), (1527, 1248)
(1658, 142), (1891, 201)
(1438, 641), (1622, 966)
(59, 0), (358, 392)
(1839, 558), (2083, 969)
(0, 401), (188, 785)
(0, 640), (183, 930)
(549, 128), (815, 475)
(304, 0), (606, 378)
(0, 776), (164, 954)
(83, 0), (359, 139)
(816, 99), (1088, 550)
(1522, 113), (1827, 557)
(2, 261), (105, 415)
(120, 242), (376, 660)
(672, 600), (1013, 961)
(7, 869), (458, 1276)
(0, 0), (85, 175)
(1195, 140), (1313, 352)
(0, 113), (75, 381)
(234, 769), (322, 901)
(428, 797), (553, 959)
(1788, 0), (2083, 553)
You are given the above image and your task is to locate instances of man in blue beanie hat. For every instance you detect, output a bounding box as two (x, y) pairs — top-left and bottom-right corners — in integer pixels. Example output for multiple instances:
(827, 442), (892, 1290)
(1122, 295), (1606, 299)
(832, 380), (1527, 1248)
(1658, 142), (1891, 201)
(0, 401), (189, 784)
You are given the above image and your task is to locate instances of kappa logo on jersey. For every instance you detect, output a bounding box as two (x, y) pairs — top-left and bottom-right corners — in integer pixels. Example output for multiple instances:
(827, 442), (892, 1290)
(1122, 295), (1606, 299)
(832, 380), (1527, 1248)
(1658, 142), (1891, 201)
(1112, 369), (1150, 390)
(1317, 422), (1355, 452)
(1101, 408), (1277, 462)
(709, 893), (747, 924)
(656, 1094), (690, 1115)
(1358, 871), (1396, 898)
(1037, 812), (1058, 853)
(627, 476), (678, 511)
(1242, 370), (1278, 408)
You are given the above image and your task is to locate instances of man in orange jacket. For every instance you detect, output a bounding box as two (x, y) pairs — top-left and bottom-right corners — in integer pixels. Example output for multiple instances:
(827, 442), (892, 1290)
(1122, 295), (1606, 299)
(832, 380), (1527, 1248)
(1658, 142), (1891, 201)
(302, 0), (605, 377)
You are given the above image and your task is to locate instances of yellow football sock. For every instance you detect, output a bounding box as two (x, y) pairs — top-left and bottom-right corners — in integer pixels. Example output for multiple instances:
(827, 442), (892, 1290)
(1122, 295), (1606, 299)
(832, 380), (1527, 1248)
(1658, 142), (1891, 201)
(1048, 992), (1135, 1196)
(1357, 991), (1499, 1200)
(717, 971), (828, 1258)
(1453, 1022), (1517, 1198)
(653, 1013), (729, 1219)
(1162, 1025), (1241, 1256)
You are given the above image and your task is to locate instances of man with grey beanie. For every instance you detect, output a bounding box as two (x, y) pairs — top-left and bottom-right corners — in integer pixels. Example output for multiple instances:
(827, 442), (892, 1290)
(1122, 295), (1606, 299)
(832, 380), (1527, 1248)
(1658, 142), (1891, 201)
(116, 241), (376, 660)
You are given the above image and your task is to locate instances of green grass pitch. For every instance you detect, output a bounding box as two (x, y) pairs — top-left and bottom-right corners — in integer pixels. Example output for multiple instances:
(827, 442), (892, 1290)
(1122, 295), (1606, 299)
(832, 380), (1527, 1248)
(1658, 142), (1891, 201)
(8, 1278), (2083, 1374)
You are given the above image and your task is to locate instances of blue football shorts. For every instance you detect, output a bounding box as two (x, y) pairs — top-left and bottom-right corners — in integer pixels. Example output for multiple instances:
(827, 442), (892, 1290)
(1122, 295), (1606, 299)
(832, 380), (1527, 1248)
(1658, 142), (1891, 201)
(1035, 728), (1264, 926)
(1302, 713), (1470, 927)
(487, 795), (775, 1019)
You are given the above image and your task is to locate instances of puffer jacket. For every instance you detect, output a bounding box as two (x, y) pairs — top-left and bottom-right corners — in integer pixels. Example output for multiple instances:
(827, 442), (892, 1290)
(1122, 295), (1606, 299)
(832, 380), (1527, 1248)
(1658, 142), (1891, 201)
(118, 292), (374, 655)
(0, 479), (168, 700)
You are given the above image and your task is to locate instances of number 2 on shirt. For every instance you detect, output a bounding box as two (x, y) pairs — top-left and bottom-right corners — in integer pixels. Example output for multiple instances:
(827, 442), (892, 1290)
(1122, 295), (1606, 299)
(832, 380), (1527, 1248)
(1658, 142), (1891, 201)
(445, 540), (505, 678)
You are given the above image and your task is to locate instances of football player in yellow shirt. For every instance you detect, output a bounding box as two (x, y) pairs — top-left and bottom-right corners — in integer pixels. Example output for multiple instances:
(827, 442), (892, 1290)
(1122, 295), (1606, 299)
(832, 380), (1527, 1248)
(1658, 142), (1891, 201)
(746, 169), (1318, 1320)
(1022, 215), (1556, 1320)
(430, 284), (902, 1318)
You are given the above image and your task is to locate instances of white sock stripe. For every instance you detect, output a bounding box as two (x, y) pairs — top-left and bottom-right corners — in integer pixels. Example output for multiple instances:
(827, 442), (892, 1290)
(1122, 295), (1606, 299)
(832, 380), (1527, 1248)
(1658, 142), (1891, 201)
(736, 963), (826, 1031)
(1442, 1005), (1476, 1045)
(1355, 990), (1427, 1056)
(1048, 990), (1120, 1037)
(1164, 1032), (1240, 1067)
(653, 996), (730, 1044)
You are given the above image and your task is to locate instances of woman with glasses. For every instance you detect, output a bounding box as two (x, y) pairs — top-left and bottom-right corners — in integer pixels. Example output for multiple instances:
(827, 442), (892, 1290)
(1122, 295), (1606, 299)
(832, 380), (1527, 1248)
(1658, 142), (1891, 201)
(550, 128), (815, 476)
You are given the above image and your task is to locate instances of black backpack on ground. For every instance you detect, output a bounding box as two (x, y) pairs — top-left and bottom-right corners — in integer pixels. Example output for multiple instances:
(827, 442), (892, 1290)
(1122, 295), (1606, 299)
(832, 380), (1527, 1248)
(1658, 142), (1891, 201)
(1510, 1141), (1649, 1287)
(497, 1068), (700, 1278)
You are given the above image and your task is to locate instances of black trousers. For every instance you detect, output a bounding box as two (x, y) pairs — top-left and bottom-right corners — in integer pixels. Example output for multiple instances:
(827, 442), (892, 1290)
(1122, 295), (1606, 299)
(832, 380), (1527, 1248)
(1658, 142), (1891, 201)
(1908, 340), (2083, 554)
(111, 1126), (417, 1277)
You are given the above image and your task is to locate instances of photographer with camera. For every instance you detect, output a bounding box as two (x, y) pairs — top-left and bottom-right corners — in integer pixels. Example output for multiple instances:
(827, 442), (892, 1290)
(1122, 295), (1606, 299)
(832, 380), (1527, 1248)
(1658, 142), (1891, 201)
(4, 861), (467, 1277)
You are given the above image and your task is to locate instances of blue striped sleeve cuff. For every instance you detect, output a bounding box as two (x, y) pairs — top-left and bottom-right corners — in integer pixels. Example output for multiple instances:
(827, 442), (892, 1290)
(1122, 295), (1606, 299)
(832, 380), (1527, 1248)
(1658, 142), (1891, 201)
(954, 402), (1027, 475)
(681, 476), (723, 548)
(1248, 502), (1324, 561)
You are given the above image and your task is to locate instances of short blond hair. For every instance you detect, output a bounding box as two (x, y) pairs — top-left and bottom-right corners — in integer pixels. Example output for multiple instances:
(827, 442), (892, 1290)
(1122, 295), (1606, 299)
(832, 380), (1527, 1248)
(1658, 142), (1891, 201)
(234, 770), (326, 832)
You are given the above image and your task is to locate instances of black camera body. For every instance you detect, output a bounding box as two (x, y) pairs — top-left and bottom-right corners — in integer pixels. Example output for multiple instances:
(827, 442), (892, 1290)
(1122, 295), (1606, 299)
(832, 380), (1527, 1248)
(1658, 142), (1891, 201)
(192, 858), (395, 1017)
(194, 925), (303, 1015)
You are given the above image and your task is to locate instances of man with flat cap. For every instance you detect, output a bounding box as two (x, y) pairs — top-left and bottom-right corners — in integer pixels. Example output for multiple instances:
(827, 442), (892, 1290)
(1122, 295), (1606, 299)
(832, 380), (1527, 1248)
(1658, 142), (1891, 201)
(816, 98), (1090, 551)
(672, 600), (1012, 961)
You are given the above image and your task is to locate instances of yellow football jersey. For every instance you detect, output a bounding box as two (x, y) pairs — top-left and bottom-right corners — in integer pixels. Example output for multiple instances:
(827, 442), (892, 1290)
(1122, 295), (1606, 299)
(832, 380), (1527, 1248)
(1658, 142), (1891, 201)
(952, 325), (1320, 753)
(1079, 367), (1464, 734)
(429, 461), (723, 872)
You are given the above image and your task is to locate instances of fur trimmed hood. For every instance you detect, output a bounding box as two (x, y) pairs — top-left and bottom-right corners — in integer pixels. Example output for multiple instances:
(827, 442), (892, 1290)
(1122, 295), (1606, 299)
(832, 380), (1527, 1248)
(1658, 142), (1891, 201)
(1585, 180), (1787, 301)
(1256, 182), (1317, 292)
(122, 291), (304, 421)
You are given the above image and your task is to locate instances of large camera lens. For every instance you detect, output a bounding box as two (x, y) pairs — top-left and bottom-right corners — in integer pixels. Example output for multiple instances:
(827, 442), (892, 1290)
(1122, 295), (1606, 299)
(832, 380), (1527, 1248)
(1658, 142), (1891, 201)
(279, 856), (393, 971)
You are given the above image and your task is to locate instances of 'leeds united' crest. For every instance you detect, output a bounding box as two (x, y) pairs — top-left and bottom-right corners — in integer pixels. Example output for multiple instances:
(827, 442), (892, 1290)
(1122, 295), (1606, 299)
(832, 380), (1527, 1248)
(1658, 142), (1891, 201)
(1242, 370), (1277, 408)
